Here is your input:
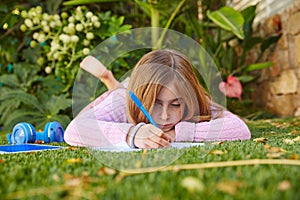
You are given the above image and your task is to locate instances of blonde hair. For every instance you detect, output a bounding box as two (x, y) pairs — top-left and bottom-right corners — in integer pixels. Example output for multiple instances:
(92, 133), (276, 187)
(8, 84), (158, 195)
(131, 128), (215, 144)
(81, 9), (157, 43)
(127, 49), (220, 125)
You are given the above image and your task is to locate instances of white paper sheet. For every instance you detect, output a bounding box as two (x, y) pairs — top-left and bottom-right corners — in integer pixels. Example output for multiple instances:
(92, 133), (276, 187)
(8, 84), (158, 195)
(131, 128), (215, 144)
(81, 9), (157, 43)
(91, 142), (205, 152)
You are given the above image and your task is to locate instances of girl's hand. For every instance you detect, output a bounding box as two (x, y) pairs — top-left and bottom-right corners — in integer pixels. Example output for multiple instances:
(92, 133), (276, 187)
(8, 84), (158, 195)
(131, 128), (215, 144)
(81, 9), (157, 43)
(163, 129), (176, 142)
(133, 124), (173, 149)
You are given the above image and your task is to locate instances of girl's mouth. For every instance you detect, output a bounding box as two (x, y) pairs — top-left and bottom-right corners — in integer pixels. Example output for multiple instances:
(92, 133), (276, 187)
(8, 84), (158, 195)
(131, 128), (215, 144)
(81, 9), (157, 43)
(158, 124), (174, 131)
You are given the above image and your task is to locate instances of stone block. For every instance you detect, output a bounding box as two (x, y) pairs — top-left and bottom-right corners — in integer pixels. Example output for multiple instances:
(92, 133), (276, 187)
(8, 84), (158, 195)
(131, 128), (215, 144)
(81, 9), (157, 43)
(269, 94), (294, 116)
(295, 34), (300, 66)
(287, 12), (300, 35)
(270, 70), (298, 95)
(287, 34), (297, 68)
(270, 51), (281, 77)
(277, 34), (288, 50)
(279, 50), (290, 70)
(295, 107), (300, 116)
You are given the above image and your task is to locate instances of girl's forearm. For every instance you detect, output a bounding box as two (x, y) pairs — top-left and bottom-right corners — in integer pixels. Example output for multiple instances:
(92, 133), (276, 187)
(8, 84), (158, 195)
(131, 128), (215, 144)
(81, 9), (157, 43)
(175, 111), (251, 142)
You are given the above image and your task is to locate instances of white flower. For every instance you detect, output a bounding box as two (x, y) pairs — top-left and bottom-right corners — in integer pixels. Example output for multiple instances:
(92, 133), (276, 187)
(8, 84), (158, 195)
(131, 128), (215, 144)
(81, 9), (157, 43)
(83, 39), (90, 46)
(20, 24), (27, 32)
(30, 40), (37, 48)
(75, 24), (84, 32)
(68, 23), (75, 29)
(71, 35), (79, 43)
(50, 41), (60, 53)
(59, 34), (70, 44)
(33, 32), (39, 39)
(75, 13), (83, 21)
(83, 48), (90, 55)
(76, 6), (82, 13)
(21, 10), (28, 18)
(37, 33), (46, 43)
(61, 12), (68, 19)
(45, 66), (52, 74)
(28, 8), (36, 18)
(37, 57), (44, 66)
(24, 19), (33, 28)
(41, 20), (47, 27)
(53, 52), (60, 59)
(43, 25), (50, 33)
(42, 13), (50, 21)
(2, 23), (8, 29)
(86, 11), (93, 18)
(12, 8), (20, 15)
(59, 34), (66, 41)
(86, 32), (94, 40)
(32, 17), (40, 25)
(50, 43), (59, 52)
(93, 21), (100, 28)
(63, 26), (69, 33)
(49, 21), (56, 28)
(35, 6), (42, 14)
(53, 14), (60, 21)
(55, 20), (62, 27)
(68, 23), (75, 34)
(91, 16), (98, 23)
(51, 40), (59, 46)
(68, 16), (75, 23)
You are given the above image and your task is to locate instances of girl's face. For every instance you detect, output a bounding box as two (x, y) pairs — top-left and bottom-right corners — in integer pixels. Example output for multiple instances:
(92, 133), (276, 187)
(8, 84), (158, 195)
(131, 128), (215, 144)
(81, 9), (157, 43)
(151, 82), (185, 132)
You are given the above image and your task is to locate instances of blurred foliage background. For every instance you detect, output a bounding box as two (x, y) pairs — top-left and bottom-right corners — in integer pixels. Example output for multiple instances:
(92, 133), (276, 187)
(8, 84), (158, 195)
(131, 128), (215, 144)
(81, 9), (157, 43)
(0, 0), (280, 131)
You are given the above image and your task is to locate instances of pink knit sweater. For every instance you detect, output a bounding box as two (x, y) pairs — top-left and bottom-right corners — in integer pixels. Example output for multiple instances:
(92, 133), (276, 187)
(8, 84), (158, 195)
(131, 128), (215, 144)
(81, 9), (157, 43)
(64, 88), (251, 147)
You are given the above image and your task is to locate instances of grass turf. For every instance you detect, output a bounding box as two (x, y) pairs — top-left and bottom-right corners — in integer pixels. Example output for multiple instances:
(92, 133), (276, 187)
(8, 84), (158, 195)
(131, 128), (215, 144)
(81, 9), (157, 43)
(0, 117), (300, 200)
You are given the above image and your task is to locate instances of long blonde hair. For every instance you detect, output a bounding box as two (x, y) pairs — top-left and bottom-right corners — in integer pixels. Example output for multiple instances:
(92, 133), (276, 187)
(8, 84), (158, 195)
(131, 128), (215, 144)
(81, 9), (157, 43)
(127, 49), (218, 125)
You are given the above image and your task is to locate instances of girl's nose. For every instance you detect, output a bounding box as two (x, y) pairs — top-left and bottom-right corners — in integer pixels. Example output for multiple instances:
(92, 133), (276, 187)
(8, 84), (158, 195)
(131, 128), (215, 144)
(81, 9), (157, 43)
(160, 106), (169, 121)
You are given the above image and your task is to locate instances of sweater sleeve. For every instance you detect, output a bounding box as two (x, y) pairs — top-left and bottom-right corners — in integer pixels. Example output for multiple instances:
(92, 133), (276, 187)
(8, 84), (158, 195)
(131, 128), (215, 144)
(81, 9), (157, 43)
(174, 110), (251, 142)
(64, 88), (133, 147)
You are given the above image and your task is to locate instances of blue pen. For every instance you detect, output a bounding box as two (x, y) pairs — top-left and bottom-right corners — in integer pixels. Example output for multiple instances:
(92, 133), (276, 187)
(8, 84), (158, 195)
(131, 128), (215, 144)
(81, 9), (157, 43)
(128, 90), (158, 127)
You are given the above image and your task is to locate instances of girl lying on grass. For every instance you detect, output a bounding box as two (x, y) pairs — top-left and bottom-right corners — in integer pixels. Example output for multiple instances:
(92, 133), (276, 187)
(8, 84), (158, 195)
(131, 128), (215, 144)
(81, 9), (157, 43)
(64, 49), (251, 148)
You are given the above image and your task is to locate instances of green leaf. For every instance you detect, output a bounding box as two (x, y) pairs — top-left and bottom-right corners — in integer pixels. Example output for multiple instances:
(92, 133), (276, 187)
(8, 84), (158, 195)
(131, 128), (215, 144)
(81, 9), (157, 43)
(2, 109), (40, 130)
(242, 36), (262, 52)
(260, 35), (281, 53)
(207, 6), (244, 39)
(45, 95), (72, 115)
(241, 5), (257, 24)
(0, 74), (20, 88)
(237, 75), (255, 83)
(241, 5), (257, 38)
(0, 90), (44, 113)
(245, 62), (273, 72)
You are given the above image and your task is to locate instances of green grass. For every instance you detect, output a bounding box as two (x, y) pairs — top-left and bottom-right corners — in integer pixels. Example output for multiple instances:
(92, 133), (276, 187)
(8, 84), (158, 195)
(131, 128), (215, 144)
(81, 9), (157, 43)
(1, 117), (300, 200)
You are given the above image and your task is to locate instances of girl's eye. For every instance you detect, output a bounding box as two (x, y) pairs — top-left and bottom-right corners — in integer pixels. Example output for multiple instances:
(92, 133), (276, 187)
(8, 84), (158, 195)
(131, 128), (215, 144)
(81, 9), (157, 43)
(155, 102), (162, 106)
(171, 103), (180, 107)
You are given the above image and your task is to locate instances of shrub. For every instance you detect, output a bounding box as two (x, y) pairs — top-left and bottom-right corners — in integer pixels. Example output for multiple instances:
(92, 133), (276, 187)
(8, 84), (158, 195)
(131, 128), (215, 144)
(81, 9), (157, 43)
(0, 4), (132, 130)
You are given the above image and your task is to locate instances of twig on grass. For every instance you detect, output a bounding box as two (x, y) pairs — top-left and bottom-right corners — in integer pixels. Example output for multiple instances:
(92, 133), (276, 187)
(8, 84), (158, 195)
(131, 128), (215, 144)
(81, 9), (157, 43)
(118, 159), (300, 177)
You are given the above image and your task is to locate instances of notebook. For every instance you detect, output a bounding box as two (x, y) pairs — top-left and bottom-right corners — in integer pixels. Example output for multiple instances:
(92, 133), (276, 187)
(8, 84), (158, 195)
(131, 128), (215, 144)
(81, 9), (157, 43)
(0, 144), (64, 154)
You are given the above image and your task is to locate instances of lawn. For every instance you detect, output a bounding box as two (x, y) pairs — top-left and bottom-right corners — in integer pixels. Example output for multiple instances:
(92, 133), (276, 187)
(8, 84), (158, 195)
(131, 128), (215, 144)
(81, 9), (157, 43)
(1, 117), (300, 200)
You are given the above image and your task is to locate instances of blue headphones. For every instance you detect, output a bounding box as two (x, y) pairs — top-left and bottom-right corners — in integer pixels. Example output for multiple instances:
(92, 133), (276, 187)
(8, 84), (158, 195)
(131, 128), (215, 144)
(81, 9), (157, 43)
(7, 121), (65, 144)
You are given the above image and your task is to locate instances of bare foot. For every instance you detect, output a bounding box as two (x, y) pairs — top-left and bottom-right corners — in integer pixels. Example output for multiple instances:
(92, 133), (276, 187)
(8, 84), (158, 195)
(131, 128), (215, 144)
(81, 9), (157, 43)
(80, 56), (119, 90)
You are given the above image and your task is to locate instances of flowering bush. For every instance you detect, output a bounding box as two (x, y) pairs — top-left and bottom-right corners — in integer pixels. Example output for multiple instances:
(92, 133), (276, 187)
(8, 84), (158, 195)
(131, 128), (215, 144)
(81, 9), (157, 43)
(19, 5), (131, 90)
(0, 5), (131, 130)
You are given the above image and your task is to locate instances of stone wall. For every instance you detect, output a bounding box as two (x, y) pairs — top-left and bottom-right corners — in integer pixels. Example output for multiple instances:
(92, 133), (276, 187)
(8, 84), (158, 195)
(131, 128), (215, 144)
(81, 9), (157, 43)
(251, 0), (300, 117)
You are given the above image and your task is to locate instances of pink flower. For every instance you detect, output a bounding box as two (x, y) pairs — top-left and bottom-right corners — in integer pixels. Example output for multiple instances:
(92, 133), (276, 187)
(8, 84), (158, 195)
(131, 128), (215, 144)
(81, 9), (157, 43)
(219, 75), (242, 101)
